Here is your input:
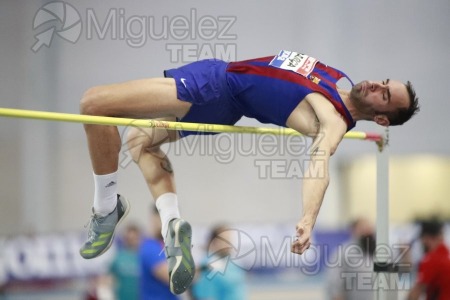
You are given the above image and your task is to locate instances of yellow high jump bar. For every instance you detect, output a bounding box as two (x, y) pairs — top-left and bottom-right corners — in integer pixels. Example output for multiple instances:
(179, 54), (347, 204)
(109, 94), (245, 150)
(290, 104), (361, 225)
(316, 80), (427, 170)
(0, 107), (383, 142)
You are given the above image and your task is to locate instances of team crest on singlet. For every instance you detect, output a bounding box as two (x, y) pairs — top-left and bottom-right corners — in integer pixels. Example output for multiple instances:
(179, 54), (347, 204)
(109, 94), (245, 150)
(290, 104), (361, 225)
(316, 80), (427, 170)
(269, 50), (318, 78)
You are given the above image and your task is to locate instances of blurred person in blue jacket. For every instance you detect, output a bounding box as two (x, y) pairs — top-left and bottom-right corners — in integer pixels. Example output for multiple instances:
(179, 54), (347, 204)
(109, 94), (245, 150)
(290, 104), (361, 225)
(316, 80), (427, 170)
(140, 206), (179, 300)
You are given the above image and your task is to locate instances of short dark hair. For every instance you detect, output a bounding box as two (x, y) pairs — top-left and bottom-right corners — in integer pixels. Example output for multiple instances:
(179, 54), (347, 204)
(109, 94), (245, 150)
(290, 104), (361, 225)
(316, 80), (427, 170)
(420, 220), (443, 237)
(125, 223), (141, 234)
(385, 81), (420, 126)
(208, 224), (229, 244)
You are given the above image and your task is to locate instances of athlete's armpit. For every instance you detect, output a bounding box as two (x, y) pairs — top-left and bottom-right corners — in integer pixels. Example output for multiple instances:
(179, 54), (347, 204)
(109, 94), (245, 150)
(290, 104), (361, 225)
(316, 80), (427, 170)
(313, 115), (320, 134)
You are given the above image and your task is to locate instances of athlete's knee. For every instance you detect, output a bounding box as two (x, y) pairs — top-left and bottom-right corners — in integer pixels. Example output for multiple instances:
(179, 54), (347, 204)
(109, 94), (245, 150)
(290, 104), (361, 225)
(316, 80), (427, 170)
(79, 85), (109, 116)
(126, 127), (146, 162)
(126, 127), (157, 162)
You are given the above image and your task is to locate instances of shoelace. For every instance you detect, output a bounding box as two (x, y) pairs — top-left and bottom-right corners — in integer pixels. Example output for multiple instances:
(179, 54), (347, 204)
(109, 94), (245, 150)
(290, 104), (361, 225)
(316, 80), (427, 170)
(84, 214), (104, 243)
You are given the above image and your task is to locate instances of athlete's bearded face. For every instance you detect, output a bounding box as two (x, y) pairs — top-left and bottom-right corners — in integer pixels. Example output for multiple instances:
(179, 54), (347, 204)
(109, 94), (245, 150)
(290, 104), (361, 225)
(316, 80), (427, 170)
(350, 79), (409, 117)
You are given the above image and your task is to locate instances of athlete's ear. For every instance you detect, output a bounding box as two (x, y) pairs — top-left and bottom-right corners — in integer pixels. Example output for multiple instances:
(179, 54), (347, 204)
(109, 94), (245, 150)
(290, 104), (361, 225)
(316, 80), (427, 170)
(373, 115), (390, 127)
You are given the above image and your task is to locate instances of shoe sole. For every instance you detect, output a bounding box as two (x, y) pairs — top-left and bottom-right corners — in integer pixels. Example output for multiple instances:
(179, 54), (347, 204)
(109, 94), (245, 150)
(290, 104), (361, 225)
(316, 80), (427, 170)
(168, 219), (195, 294)
(82, 195), (130, 259)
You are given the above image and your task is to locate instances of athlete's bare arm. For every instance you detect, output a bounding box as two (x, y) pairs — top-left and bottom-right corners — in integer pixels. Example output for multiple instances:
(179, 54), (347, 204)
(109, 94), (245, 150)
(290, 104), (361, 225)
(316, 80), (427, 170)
(287, 93), (347, 254)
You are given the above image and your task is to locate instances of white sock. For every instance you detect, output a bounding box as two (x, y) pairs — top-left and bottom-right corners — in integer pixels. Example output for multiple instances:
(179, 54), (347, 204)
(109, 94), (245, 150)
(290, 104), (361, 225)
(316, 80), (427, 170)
(93, 171), (118, 216)
(155, 193), (180, 241)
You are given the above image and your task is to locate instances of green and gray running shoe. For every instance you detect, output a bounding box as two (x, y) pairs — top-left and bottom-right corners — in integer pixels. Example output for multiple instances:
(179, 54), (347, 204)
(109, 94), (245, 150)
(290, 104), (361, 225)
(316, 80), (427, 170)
(80, 195), (130, 259)
(165, 218), (195, 294)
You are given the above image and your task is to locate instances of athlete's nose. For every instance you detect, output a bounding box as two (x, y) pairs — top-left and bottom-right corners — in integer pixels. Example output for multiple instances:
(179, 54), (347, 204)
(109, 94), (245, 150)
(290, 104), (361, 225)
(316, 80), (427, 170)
(369, 82), (386, 92)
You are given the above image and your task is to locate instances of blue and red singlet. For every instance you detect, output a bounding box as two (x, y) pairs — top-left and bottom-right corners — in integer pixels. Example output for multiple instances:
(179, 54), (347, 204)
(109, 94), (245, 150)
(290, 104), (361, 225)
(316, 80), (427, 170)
(164, 50), (356, 137)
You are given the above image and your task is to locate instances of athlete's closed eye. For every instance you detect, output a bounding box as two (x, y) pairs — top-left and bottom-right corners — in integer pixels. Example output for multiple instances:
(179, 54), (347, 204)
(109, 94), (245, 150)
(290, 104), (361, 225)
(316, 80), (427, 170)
(385, 79), (391, 103)
(382, 80), (391, 102)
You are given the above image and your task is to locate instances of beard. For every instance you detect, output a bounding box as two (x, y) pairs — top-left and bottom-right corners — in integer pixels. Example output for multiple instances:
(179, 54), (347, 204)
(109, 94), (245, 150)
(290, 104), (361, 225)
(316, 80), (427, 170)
(350, 81), (375, 116)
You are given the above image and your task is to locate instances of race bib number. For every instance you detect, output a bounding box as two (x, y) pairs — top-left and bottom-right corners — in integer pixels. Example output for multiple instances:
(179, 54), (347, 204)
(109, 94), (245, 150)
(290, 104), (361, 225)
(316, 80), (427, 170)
(269, 50), (318, 77)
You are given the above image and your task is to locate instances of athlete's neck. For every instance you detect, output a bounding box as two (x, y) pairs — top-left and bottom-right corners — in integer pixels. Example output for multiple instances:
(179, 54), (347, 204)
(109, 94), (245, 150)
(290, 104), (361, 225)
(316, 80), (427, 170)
(338, 89), (365, 122)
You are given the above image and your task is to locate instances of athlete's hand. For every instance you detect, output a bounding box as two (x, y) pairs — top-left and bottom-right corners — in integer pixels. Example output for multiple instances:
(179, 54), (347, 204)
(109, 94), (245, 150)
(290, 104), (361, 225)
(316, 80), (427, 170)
(291, 219), (313, 255)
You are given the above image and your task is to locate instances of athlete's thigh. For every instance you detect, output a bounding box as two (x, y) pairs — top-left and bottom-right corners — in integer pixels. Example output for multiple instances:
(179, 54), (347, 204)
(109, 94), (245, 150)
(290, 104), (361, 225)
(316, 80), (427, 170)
(93, 78), (191, 119)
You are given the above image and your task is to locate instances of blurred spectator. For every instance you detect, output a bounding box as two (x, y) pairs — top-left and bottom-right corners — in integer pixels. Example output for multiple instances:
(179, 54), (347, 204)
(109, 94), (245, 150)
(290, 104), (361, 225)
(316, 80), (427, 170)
(326, 217), (376, 300)
(109, 223), (142, 300)
(407, 220), (450, 300)
(139, 206), (178, 300)
(191, 224), (248, 300)
(85, 275), (115, 300)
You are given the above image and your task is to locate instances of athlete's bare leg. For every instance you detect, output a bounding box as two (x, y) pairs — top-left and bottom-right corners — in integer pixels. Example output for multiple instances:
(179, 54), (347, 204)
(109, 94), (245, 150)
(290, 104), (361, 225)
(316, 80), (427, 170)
(126, 122), (178, 200)
(79, 77), (189, 249)
(79, 78), (190, 175)
(79, 78), (195, 294)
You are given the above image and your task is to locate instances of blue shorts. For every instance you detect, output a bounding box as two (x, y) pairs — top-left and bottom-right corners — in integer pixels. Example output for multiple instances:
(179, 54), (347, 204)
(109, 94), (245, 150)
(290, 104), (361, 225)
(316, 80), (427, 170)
(164, 59), (243, 138)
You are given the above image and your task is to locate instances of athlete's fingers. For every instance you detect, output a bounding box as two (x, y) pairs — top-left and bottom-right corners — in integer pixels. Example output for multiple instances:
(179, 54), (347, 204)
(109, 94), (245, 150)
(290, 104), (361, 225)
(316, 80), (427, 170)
(291, 239), (311, 254)
(291, 224), (312, 254)
(295, 225), (311, 245)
